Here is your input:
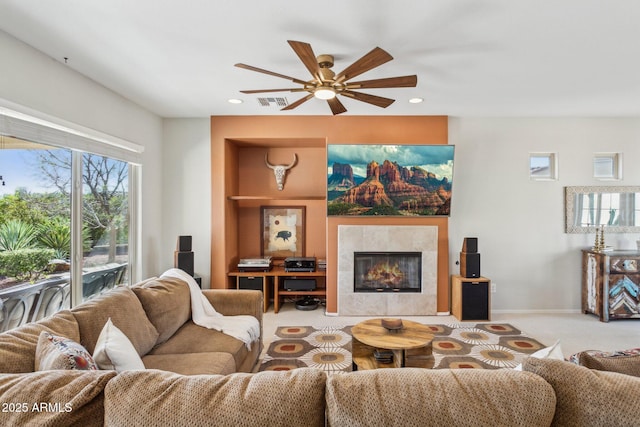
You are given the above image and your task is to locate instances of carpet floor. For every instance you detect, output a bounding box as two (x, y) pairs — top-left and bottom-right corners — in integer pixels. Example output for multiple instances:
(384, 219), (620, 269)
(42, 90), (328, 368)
(258, 323), (546, 374)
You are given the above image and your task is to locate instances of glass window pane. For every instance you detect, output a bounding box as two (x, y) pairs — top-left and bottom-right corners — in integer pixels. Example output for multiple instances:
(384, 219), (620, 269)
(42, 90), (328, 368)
(81, 153), (129, 301)
(0, 137), (72, 331)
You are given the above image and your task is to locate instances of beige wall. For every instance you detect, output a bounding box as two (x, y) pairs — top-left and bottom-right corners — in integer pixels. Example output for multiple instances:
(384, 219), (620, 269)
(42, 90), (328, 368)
(1, 30), (164, 281)
(210, 116), (450, 313)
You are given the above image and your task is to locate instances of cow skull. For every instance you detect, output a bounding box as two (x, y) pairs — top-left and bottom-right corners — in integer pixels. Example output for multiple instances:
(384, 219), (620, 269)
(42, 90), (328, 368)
(265, 153), (297, 191)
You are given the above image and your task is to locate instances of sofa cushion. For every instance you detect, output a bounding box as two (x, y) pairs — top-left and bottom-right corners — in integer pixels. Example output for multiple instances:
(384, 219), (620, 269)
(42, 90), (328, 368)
(523, 357), (640, 426)
(142, 352), (236, 375)
(104, 368), (327, 427)
(148, 320), (248, 370)
(70, 286), (158, 355)
(576, 349), (640, 377)
(0, 310), (79, 373)
(0, 370), (116, 427)
(35, 331), (98, 371)
(93, 318), (145, 372)
(326, 368), (556, 427)
(131, 275), (191, 344)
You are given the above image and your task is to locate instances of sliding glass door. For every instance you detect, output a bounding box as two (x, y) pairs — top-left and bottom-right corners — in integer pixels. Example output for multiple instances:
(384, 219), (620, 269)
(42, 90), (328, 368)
(80, 152), (129, 299)
(0, 135), (133, 331)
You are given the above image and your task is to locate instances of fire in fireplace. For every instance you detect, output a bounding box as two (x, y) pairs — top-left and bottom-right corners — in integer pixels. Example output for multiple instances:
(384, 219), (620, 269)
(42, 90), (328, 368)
(354, 252), (422, 292)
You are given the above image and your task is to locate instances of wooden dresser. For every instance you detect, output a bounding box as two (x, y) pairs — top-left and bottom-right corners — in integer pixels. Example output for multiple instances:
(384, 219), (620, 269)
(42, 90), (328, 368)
(582, 249), (640, 322)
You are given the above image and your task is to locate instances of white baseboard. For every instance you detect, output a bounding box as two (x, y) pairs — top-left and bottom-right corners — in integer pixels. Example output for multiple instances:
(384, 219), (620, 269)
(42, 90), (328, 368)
(323, 309), (581, 316)
(491, 309), (582, 315)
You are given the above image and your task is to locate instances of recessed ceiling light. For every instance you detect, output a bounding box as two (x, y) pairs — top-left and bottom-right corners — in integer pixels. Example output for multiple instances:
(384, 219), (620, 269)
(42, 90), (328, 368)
(409, 97), (423, 104)
(228, 98), (243, 104)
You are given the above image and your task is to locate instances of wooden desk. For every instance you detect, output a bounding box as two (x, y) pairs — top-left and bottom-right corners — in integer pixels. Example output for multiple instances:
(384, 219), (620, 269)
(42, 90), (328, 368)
(228, 266), (326, 313)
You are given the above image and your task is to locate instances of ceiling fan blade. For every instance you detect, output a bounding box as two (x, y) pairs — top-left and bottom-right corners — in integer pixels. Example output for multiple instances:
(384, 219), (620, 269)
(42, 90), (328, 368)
(240, 88), (306, 94)
(288, 40), (321, 81)
(281, 93), (314, 111)
(346, 75), (417, 89)
(235, 63), (309, 86)
(341, 90), (395, 108)
(327, 97), (347, 115)
(334, 47), (393, 83)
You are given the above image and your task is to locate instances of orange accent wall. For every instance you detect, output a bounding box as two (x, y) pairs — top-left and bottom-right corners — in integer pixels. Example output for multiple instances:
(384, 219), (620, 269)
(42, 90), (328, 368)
(211, 116), (450, 313)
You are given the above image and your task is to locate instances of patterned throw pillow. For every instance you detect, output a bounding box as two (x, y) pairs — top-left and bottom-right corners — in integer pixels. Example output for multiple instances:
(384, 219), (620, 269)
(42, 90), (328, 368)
(570, 348), (640, 377)
(35, 331), (98, 371)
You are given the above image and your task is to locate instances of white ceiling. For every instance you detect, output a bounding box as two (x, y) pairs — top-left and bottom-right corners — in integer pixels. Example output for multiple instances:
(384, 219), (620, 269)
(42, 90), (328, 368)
(1, 0), (640, 118)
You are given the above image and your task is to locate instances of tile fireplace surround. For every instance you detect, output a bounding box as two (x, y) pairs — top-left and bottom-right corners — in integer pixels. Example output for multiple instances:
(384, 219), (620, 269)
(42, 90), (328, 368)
(337, 225), (438, 316)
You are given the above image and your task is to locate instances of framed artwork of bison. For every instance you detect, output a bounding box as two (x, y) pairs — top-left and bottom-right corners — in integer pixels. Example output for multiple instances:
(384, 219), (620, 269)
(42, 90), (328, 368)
(260, 206), (306, 259)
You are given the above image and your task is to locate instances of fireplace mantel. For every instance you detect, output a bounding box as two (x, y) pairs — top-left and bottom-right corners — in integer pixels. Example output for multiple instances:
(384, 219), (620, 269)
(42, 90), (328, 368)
(337, 225), (438, 315)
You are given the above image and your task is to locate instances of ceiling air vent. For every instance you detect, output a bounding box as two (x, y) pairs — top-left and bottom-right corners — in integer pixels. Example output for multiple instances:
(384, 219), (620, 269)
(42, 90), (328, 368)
(257, 97), (289, 107)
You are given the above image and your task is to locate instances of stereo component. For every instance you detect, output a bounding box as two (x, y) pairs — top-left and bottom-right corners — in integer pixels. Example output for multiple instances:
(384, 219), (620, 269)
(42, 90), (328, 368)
(284, 257), (316, 272)
(462, 237), (478, 253)
(283, 278), (316, 291)
(460, 237), (480, 278)
(460, 252), (480, 278)
(452, 275), (490, 321)
(174, 235), (194, 277)
(177, 235), (192, 252)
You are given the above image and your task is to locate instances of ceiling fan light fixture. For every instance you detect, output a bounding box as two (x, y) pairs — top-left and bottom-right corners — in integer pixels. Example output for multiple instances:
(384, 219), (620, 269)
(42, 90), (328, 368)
(314, 87), (336, 100)
(236, 41), (418, 114)
(409, 97), (424, 104)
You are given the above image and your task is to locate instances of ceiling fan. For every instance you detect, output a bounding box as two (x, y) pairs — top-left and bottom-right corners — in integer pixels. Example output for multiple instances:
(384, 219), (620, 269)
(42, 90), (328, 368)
(235, 40), (418, 115)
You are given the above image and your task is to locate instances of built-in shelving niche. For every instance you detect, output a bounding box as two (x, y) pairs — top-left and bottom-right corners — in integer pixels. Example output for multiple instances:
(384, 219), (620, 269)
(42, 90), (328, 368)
(225, 137), (327, 280)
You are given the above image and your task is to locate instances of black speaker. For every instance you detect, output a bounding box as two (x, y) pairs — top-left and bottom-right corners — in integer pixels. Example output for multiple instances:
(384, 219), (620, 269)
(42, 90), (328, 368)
(460, 252), (480, 278)
(462, 237), (478, 253)
(460, 280), (489, 320)
(177, 235), (192, 252)
(174, 252), (194, 277)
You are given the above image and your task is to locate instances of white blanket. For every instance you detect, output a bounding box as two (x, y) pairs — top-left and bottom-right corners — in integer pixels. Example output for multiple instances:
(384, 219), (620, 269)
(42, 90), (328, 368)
(160, 268), (260, 350)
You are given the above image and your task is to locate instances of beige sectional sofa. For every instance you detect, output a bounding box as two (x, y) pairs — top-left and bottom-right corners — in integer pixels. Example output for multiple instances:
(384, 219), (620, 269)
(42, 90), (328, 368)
(1, 273), (639, 426)
(0, 275), (263, 426)
(105, 358), (640, 427)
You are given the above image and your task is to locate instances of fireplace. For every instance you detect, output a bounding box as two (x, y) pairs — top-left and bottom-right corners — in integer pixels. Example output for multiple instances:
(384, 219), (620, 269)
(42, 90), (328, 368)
(354, 252), (422, 292)
(337, 225), (438, 316)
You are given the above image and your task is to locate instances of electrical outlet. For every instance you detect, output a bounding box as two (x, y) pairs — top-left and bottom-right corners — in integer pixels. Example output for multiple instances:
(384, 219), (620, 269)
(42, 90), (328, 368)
(491, 282), (497, 293)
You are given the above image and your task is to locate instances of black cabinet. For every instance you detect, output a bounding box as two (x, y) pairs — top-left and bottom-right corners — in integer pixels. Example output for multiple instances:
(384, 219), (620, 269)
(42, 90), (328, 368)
(238, 276), (271, 291)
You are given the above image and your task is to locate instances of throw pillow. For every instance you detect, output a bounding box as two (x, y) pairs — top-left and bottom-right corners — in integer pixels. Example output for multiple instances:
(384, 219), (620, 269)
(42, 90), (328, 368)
(93, 318), (145, 372)
(35, 331), (98, 371)
(577, 349), (640, 377)
(514, 339), (563, 370)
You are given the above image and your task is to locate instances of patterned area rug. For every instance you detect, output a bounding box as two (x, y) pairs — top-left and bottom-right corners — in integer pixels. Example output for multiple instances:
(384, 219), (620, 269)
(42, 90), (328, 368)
(258, 323), (547, 374)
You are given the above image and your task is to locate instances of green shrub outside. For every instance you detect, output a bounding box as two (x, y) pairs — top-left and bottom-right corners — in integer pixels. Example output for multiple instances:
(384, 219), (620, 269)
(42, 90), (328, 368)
(37, 219), (71, 259)
(0, 219), (37, 251)
(0, 248), (56, 282)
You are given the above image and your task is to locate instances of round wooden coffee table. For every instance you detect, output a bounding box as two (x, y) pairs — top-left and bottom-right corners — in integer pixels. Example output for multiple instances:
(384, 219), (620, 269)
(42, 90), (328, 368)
(351, 318), (434, 370)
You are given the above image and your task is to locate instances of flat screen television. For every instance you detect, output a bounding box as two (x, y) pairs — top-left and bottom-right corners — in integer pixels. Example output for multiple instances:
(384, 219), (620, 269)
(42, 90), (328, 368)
(327, 144), (454, 216)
